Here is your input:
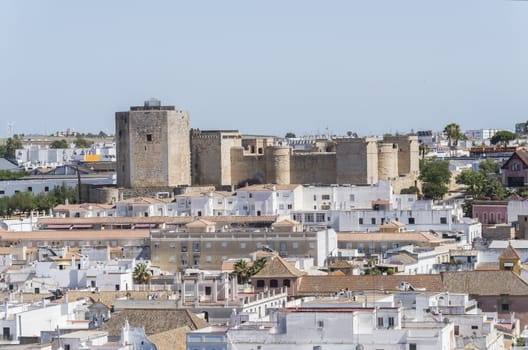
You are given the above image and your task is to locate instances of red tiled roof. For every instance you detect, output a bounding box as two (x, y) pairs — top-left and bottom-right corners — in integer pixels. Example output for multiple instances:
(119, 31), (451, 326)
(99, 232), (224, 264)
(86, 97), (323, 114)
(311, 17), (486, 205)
(296, 275), (444, 296)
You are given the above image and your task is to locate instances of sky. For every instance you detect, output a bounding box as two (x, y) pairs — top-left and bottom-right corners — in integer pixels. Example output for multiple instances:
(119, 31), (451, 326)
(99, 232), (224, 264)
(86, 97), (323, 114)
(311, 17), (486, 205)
(1, 1), (527, 138)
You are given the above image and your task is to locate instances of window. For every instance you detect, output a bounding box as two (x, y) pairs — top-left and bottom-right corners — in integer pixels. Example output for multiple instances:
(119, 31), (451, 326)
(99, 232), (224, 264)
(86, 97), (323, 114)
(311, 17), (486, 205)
(181, 244), (187, 252)
(322, 194), (330, 200)
(305, 213), (314, 222)
(181, 256), (187, 266)
(256, 280), (265, 288)
(377, 317), (384, 327)
(502, 303), (509, 311)
(283, 279), (291, 287)
(206, 242), (212, 249)
(309, 242), (315, 249)
(454, 325), (459, 335)
(292, 242), (299, 249)
(270, 279), (278, 288)
(193, 242), (200, 252)
(169, 242), (176, 248)
(287, 204), (292, 209)
(350, 194), (355, 202)
(409, 344), (417, 350)
(371, 218), (376, 224)
(240, 242), (247, 249)
(359, 218), (363, 225)
(317, 320), (324, 329)
(206, 256), (212, 262)
(154, 243), (160, 249)
(471, 325), (478, 330)
(146, 134), (152, 142)
(388, 317), (395, 327)
(408, 217), (415, 224)
(221, 242), (227, 248)
(314, 195), (317, 201)
(193, 255), (200, 265)
(440, 217), (447, 224)
(316, 213), (325, 222)
(27, 187), (32, 192)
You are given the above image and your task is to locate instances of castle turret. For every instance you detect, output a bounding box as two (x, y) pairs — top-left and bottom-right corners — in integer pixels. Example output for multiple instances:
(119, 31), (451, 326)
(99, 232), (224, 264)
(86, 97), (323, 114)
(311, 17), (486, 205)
(266, 146), (291, 184)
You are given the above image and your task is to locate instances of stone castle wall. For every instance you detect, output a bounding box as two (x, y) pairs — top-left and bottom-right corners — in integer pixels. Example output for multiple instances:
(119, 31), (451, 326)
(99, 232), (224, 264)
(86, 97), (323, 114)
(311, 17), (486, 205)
(290, 152), (336, 184)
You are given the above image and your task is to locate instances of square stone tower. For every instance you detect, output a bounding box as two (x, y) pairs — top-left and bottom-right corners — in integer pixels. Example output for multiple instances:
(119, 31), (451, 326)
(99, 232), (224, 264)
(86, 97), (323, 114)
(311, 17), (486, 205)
(116, 98), (191, 188)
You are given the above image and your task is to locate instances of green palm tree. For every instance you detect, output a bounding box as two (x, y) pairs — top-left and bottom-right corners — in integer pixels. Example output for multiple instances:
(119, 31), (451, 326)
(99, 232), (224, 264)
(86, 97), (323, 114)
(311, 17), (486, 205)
(250, 257), (267, 276)
(443, 123), (465, 156)
(233, 259), (251, 284)
(133, 262), (151, 285)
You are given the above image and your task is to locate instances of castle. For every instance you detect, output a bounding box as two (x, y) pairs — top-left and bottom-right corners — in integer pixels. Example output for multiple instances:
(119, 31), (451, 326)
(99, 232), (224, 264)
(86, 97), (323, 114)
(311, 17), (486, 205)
(116, 99), (419, 192)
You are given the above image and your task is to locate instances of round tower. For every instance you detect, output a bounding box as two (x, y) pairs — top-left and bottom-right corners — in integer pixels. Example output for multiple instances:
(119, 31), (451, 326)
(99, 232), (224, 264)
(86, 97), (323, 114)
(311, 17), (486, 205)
(266, 146), (291, 184)
(378, 143), (398, 180)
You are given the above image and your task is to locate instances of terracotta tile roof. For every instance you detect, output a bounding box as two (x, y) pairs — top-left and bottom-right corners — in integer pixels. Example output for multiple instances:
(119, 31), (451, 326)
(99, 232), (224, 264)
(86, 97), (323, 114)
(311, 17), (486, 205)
(54, 203), (115, 211)
(37, 215), (277, 226)
(442, 271), (528, 296)
(0, 229), (149, 241)
(99, 309), (208, 338)
(118, 197), (174, 205)
(237, 184), (301, 191)
(252, 256), (306, 278)
(337, 232), (443, 242)
(475, 262), (499, 271)
(387, 253), (418, 265)
(380, 220), (405, 228)
(296, 275), (444, 296)
(175, 191), (234, 198)
(328, 260), (354, 269)
(148, 326), (191, 350)
(499, 243), (522, 260)
(185, 219), (216, 227)
(272, 219), (301, 226)
(331, 270), (346, 276)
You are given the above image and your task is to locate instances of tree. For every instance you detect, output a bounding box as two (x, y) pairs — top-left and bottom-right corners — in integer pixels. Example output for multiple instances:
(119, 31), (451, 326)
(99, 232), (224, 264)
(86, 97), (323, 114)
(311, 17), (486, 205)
(233, 259), (251, 284)
(456, 170), (486, 198)
(419, 142), (430, 159)
(478, 158), (500, 175)
(490, 130), (516, 147)
(75, 136), (93, 148)
(9, 192), (36, 214)
(443, 123), (465, 155)
(4, 136), (23, 159)
(285, 132), (296, 138)
(49, 139), (69, 149)
(133, 262), (151, 285)
(97, 130), (108, 138)
(249, 257), (267, 276)
(419, 160), (451, 200)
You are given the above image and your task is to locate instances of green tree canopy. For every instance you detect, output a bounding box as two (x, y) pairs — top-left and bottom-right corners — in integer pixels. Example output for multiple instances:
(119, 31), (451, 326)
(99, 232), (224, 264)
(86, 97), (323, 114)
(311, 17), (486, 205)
(419, 160), (451, 200)
(285, 132), (296, 138)
(133, 262), (151, 285)
(49, 139), (69, 149)
(456, 170), (486, 198)
(233, 259), (251, 284)
(490, 130), (516, 147)
(443, 123), (466, 154)
(74, 136), (93, 148)
(478, 158), (500, 175)
(3, 136), (23, 159)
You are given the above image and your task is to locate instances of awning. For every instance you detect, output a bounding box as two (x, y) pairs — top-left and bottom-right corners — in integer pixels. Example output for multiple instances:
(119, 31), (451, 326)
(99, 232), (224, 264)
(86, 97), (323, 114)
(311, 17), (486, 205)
(46, 224), (72, 229)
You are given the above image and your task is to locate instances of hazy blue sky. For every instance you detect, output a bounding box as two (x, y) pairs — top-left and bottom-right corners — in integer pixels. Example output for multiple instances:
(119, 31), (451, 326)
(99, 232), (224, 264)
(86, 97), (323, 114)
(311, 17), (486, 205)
(1, 1), (527, 137)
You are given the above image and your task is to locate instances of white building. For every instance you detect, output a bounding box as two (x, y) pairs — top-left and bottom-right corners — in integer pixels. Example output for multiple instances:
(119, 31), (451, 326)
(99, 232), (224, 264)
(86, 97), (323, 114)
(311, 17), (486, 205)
(187, 305), (454, 350)
(0, 296), (89, 343)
